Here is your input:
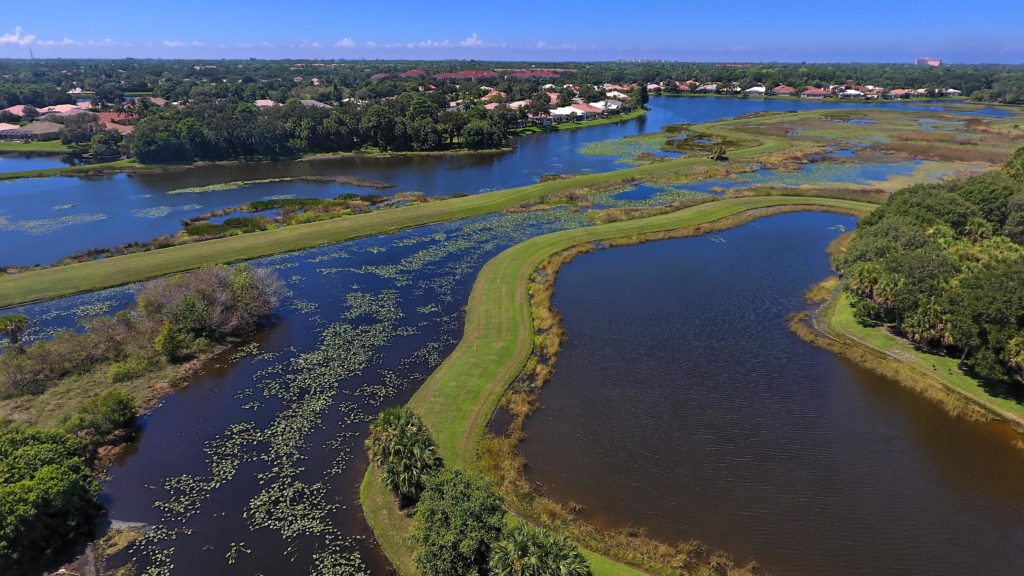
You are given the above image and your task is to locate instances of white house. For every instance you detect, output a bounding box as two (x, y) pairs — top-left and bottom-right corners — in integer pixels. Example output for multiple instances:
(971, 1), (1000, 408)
(839, 89), (864, 99)
(745, 86), (766, 95)
(605, 90), (631, 101)
(590, 100), (624, 112)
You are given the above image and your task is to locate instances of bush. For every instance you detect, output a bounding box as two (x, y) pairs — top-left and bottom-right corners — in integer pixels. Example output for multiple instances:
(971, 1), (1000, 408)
(414, 469), (505, 576)
(106, 356), (151, 383)
(365, 407), (443, 504)
(62, 390), (137, 440)
(0, 426), (98, 574)
(490, 523), (591, 576)
(154, 321), (192, 360)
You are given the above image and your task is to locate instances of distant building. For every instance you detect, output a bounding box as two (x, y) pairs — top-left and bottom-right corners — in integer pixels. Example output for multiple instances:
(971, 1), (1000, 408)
(800, 87), (830, 98)
(369, 72), (390, 81)
(915, 58), (941, 67)
(771, 85), (797, 96)
(744, 86), (766, 95)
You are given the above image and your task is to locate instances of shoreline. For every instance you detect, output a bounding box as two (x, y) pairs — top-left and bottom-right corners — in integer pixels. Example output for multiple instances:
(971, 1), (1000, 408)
(358, 197), (876, 576)
(0, 108), (649, 182)
(794, 284), (1024, 434)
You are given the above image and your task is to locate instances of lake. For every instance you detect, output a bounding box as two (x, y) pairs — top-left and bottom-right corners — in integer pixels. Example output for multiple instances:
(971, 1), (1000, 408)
(0, 97), (1006, 267)
(521, 212), (1024, 576)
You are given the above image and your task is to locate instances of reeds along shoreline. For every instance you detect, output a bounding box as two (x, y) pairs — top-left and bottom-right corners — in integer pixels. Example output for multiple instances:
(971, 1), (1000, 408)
(481, 205), (866, 576)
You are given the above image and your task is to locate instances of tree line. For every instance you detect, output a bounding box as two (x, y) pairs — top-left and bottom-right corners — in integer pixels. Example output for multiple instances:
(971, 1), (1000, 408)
(130, 91), (516, 163)
(2, 59), (1023, 110)
(838, 147), (1024, 385)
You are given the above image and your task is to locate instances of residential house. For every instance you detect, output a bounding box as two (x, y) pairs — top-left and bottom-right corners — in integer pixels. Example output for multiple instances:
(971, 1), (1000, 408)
(254, 99), (278, 107)
(839, 89), (865, 99)
(884, 89), (911, 99)
(744, 86), (766, 95)
(300, 99), (332, 108)
(771, 85), (797, 96)
(800, 87), (830, 98)
(695, 83), (718, 93)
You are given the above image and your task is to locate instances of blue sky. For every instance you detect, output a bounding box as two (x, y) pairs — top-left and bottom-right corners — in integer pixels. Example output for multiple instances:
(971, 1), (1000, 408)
(1, 0), (1021, 63)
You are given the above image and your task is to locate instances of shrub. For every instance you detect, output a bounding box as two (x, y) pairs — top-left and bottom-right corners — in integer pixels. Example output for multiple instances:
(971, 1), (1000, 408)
(0, 427), (98, 574)
(106, 356), (151, 383)
(414, 469), (505, 576)
(62, 390), (137, 440)
(365, 407), (443, 504)
(154, 320), (192, 360)
(489, 523), (591, 576)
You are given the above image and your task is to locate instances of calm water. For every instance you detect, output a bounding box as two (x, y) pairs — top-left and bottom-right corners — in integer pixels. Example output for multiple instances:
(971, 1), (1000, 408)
(0, 152), (74, 173)
(522, 212), (1024, 576)
(0, 98), (1007, 267)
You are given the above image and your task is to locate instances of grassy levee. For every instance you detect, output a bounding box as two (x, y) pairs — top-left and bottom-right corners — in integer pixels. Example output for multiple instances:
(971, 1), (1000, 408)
(361, 196), (874, 576)
(0, 119), (786, 309)
(823, 292), (1024, 428)
(408, 196), (873, 467)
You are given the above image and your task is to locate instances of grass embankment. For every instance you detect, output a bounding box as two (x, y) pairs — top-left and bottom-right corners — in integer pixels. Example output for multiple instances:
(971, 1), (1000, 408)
(804, 291), (1024, 429)
(0, 140), (71, 153)
(509, 108), (648, 136)
(0, 121), (788, 308)
(360, 196), (876, 575)
(0, 158), (136, 181)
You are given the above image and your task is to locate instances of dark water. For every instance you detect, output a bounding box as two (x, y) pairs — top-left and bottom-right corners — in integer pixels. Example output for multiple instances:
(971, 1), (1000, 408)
(0, 152), (75, 173)
(13, 207), (589, 575)
(521, 212), (1024, 576)
(0, 98), (1006, 267)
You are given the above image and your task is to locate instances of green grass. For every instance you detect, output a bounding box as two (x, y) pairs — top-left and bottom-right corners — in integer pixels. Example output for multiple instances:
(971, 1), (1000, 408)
(0, 140), (71, 153)
(509, 108), (648, 136)
(827, 292), (1024, 427)
(359, 196), (875, 576)
(0, 158), (136, 181)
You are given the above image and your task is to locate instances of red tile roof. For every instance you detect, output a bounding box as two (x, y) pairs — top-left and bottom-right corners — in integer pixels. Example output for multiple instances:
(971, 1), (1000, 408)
(434, 70), (497, 80)
(400, 69), (427, 77)
(571, 103), (602, 114)
(801, 87), (830, 96)
(772, 85), (797, 95)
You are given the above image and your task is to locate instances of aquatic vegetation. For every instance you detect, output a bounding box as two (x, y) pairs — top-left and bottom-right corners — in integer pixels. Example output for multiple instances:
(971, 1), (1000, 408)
(0, 212), (107, 235)
(578, 133), (677, 164)
(167, 176), (393, 195)
(131, 206), (176, 218)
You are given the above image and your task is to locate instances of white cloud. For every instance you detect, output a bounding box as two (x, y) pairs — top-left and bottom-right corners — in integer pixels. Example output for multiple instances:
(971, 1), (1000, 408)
(336, 38), (355, 48)
(0, 27), (37, 46)
(162, 40), (186, 47)
(459, 33), (484, 47)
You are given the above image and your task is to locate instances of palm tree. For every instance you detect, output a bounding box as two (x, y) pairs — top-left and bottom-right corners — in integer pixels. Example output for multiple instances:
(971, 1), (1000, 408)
(489, 523), (591, 576)
(365, 407), (443, 504)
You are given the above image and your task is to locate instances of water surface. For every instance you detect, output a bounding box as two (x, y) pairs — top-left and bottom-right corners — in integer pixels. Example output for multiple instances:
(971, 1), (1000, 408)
(0, 97), (1006, 267)
(522, 212), (1024, 576)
